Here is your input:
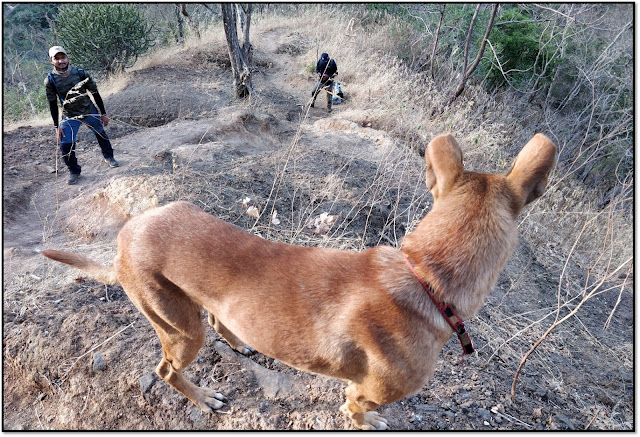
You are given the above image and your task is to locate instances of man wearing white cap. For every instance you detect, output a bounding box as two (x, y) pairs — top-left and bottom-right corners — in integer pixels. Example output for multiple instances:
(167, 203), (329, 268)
(45, 46), (118, 185)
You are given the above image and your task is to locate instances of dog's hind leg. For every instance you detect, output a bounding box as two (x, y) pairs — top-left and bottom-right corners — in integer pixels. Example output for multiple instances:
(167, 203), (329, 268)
(125, 280), (226, 413)
(153, 318), (226, 413)
(339, 382), (389, 430)
(207, 313), (255, 356)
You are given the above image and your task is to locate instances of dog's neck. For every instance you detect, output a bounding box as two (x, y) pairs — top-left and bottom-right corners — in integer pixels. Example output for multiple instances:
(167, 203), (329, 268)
(402, 252), (475, 355)
(401, 202), (518, 320)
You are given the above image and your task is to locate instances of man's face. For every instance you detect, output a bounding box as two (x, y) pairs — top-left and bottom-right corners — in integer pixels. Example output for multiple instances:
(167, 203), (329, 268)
(50, 52), (69, 70)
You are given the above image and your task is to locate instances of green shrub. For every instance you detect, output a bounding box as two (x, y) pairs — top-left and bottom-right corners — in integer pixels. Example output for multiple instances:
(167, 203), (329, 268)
(305, 60), (316, 75)
(3, 82), (49, 122)
(3, 57), (50, 122)
(53, 4), (154, 76)
(480, 8), (557, 90)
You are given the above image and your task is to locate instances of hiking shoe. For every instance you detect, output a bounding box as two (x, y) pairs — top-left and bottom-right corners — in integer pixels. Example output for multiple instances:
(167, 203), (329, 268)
(327, 108), (333, 113)
(105, 157), (119, 168)
(67, 173), (81, 185)
(310, 102), (315, 108)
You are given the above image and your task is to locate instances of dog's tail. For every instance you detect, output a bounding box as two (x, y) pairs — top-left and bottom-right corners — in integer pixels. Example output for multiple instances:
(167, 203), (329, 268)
(42, 249), (118, 285)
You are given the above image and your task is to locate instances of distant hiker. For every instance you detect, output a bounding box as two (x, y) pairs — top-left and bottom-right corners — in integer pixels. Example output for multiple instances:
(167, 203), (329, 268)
(45, 46), (118, 185)
(311, 53), (338, 113)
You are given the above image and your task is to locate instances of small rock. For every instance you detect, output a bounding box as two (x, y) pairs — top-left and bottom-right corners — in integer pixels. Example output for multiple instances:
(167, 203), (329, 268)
(92, 352), (106, 372)
(535, 388), (548, 399)
(415, 404), (438, 413)
(139, 373), (157, 394)
(441, 401), (454, 411)
(460, 401), (473, 414)
(491, 404), (505, 415)
(533, 407), (543, 418)
(554, 413), (575, 430)
(4, 247), (18, 258)
(502, 396), (513, 408)
(478, 408), (492, 422)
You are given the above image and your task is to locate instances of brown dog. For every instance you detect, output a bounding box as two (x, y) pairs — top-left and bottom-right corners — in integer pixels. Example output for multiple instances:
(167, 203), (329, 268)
(42, 133), (556, 429)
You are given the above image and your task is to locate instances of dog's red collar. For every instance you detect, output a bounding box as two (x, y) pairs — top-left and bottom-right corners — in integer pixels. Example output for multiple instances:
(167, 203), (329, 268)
(402, 252), (475, 356)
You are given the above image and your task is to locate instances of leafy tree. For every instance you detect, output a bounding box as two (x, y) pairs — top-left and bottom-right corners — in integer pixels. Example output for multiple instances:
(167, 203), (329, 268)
(53, 4), (154, 75)
(3, 3), (57, 56)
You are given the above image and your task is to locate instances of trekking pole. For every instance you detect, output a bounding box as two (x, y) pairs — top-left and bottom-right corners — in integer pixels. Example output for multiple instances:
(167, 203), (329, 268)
(55, 114), (60, 204)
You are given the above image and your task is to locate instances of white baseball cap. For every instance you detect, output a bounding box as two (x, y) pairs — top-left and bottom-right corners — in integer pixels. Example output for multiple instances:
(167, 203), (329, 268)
(49, 46), (67, 58)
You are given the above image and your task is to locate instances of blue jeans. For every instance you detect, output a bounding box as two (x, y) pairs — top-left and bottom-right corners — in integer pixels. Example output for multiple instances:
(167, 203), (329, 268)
(59, 112), (113, 175)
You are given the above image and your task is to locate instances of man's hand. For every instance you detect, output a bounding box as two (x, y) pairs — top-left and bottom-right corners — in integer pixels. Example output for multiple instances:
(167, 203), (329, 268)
(101, 115), (110, 127)
(56, 127), (63, 142)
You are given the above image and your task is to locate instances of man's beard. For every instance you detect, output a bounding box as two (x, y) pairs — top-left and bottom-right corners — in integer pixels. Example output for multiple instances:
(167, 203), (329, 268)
(53, 64), (69, 74)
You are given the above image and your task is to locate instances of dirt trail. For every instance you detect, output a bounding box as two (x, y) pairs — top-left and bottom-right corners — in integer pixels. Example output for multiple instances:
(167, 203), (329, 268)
(2, 25), (633, 431)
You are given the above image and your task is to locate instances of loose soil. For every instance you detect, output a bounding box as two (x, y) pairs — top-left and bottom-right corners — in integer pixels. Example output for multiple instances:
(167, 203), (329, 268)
(3, 26), (633, 431)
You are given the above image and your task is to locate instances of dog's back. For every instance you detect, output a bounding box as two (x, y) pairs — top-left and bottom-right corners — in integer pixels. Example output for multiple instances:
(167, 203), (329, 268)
(113, 201), (410, 377)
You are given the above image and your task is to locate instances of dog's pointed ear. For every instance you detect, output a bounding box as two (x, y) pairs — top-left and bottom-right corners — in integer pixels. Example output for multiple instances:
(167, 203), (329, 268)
(506, 133), (557, 210)
(425, 134), (464, 200)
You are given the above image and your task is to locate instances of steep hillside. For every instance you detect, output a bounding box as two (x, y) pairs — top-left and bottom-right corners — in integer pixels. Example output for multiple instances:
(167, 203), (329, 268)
(3, 16), (632, 430)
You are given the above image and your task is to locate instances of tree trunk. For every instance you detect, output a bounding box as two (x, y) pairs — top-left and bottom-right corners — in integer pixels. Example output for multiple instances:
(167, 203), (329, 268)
(180, 3), (201, 39)
(449, 3), (499, 104)
(236, 4), (244, 30)
(174, 4), (184, 42)
(221, 3), (253, 98)
(240, 4), (253, 67)
(430, 4), (445, 81)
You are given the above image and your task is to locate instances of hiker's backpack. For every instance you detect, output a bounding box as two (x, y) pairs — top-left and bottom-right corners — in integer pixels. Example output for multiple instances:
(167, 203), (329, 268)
(48, 67), (87, 104)
(332, 82), (344, 104)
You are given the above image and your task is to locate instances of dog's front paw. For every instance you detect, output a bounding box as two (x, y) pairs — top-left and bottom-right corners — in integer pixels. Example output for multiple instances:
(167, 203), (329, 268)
(359, 412), (389, 430)
(194, 387), (226, 413)
(340, 403), (389, 430)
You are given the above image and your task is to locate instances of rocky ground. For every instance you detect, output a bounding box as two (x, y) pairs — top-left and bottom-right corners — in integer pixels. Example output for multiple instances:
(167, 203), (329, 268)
(2, 25), (633, 431)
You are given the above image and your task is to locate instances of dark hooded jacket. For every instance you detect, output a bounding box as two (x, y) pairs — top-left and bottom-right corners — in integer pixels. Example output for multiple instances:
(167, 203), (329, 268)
(316, 53), (337, 80)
